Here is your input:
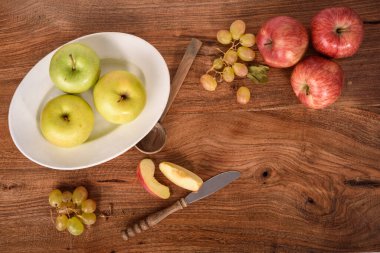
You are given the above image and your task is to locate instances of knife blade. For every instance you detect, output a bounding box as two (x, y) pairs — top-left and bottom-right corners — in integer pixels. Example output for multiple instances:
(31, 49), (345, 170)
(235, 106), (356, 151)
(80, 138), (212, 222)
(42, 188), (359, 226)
(122, 170), (240, 240)
(184, 171), (240, 205)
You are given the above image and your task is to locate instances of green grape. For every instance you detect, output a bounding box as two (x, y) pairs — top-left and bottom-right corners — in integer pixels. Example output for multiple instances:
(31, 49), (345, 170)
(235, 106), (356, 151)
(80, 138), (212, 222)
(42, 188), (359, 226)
(81, 199), (96, 213)
(237, 46), (255, 61)
(239, 33), (256, 47)
(79, 213), (97, 225)
(200, 74), (217, 91)
(212, 58), (224, 70)
(223, 50), (238, 65)
(232, 63), (248, 77)
(62, 191), (72, 203)
(216, 30), (232, 45)
(72, 186), (88, 205)
(67, 216), (84, 236)
(237, 86), (251, 104)
(222, 66), (235, 83)
(55, 215), (68, 231)
(230, 20), (246, 40)
(49, 189), (62, 207)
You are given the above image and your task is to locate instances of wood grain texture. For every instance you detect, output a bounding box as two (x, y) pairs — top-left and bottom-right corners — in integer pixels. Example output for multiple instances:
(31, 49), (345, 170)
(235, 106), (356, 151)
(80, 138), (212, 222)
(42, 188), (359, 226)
(0, 0), (379, 252)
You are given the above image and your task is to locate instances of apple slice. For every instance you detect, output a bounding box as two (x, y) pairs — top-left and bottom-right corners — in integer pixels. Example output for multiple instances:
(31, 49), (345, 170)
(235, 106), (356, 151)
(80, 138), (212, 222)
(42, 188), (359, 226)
(159, 162), (203, 192)
(137, 159), (170, 199)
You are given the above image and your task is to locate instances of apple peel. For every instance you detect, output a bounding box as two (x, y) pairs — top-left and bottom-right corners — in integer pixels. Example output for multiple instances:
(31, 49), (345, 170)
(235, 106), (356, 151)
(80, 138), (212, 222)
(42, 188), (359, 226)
(137, 159), (170, 199)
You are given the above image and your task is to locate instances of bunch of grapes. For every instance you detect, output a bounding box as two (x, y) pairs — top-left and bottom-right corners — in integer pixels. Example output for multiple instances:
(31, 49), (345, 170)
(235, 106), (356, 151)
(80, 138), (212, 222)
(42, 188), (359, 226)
(200, 20), (269, 104)
(48, 186), (97, 236)
(200, 20), (255, 104)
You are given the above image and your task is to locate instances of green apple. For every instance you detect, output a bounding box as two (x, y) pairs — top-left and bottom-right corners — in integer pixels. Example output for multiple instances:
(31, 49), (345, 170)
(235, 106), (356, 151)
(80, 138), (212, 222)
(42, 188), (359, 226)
(93, 70), (146, 124)
(40, 94), (94, 147)
(49, 43), (100, 93)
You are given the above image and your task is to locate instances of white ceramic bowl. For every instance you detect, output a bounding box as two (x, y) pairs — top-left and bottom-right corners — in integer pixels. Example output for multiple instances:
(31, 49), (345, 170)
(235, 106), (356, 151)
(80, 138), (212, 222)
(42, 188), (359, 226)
(8, 32), (170, 170)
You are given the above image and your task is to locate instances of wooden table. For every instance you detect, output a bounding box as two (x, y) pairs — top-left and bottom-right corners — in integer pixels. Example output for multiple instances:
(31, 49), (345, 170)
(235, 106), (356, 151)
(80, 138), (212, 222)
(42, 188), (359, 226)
(1, 1), (379, 252)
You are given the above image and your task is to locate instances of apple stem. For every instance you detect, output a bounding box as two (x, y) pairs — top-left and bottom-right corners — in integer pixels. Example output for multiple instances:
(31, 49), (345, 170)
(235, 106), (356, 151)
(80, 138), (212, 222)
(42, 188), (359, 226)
(62, 114), (70, 122)
(335, 27), (348, 35)
(264, 40), (272, 46)
(69, 54), (76, 71)
(304, 84), (310, 96)
(117, 94), (128, 103)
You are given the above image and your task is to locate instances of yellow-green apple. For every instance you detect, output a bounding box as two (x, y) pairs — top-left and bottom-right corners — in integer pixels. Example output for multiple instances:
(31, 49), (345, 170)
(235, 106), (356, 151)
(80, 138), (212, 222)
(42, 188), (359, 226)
(49, 43), (100, 93)
(257, 16), (308, 68)
(93, 70), (146, 124)
(40, 94), (94, 147)
(311, 7), (364, 58)
(290, 56), (344, 109)
(137, 159), (170, 199)
(159, 162), (203, 192)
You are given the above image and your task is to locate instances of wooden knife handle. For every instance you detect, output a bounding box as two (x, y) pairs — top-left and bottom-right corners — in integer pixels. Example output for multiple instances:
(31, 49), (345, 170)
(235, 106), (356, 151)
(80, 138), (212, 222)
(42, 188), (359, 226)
(121, 198), (187, 240)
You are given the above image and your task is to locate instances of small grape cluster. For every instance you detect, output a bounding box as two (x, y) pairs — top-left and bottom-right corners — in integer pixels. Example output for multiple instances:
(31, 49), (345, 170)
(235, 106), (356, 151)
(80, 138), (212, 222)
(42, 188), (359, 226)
(200, 20), (269, 104)
(49, 186), (97, 236)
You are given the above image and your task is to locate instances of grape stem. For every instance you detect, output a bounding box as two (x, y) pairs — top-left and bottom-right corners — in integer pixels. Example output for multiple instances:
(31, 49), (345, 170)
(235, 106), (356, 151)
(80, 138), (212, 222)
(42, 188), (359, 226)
(216, 48), (225, 54)
(210, 71), (223, 83)
(218, 41), (241, 67)
(57, 206), (81, 215)
(206, 67), (214, 74)
(217, 72), (223, 82)
(233, 41), (240, 50)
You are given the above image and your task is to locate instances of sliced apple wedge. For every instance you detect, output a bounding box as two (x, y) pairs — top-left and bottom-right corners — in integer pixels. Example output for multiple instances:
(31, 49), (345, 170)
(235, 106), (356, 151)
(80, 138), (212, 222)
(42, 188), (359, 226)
(159, 162), (203, 191)
(137, 159), (170, 199)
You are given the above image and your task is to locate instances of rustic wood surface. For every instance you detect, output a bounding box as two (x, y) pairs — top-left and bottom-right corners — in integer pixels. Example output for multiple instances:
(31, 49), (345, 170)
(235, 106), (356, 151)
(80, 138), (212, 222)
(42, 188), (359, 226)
(1, 0), (379, 252)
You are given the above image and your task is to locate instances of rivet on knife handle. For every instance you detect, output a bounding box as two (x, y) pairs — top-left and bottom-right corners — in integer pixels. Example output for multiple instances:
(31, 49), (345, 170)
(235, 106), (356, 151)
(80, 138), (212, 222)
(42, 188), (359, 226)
(121, 198), (187, 240)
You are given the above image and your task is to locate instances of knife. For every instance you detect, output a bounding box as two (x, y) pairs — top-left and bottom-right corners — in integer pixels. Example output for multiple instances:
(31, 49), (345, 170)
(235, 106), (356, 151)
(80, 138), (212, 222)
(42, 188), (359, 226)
(121, 171), (240, 240)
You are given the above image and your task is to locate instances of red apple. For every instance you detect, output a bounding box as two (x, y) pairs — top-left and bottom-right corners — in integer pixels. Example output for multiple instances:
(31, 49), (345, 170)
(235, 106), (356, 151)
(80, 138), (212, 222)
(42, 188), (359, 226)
(311, 7), (364, 58)
(137, 159), (170, 199)
(257, 16), (308, 68)
(290, 56), (344, 109)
